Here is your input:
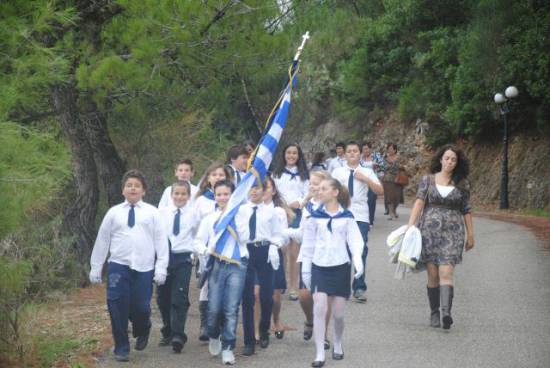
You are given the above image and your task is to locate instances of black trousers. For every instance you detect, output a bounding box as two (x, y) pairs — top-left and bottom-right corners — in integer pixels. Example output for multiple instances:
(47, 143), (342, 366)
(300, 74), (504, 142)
(156, 252), (193, 341)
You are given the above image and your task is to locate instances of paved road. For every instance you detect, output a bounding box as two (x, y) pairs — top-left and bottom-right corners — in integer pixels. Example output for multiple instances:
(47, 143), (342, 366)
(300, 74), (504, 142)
(97, 204), (550, 368)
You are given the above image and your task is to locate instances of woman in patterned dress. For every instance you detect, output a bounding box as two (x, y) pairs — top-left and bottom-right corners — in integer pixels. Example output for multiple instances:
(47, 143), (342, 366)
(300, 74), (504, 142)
(406, 145), (475, 330)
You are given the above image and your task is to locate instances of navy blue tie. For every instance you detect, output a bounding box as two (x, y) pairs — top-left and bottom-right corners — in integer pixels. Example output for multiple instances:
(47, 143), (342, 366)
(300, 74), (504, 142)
(128, 204), (135, 228)
(236, 171), (241, 184)
(249, 206), (258, 241)
(348, 169), (355, 197)
(173, 208), (180, 236)
(283, 168), (299, 181)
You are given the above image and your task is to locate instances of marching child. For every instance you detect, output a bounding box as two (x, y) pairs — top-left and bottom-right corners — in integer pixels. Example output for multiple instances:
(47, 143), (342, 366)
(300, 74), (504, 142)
(263, 175), (293, 341)
(272, 143), (309, 301)
(289, 170), (332, 347)
(194, 162), (231, 341)
(225, 145), (249, 185)
(194, 180), (251, 365)
(331, 141), (383, 303)
(240, 180), (285, 356)
(301, 178), (364, 367)
(158, 159), (198, 208)
(157, 181), (200, 353)
(89, 169), (168, 362)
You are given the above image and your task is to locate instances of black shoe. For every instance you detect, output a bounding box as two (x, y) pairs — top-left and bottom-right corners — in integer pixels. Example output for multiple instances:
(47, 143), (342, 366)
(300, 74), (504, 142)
(259, 332), (270, 349)
(171, 335), (185, 353)
(159, 335), (171, 346)
(440, 285), (454, 330)
(114, 353), (129, 362)
(311, 360), (325, 367)
(353, 290), (367, 303)
(135, 330), (150, 351)
(303, 322), (314, 341)
(242, 344), (255, 356)
(274, 330), (284, 339)
(332, 349), (344, 360)
(324, 339), (330, 351)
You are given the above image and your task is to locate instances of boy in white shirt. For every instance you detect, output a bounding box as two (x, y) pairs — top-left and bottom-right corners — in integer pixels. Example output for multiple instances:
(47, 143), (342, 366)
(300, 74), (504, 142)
(327, 142), (346, 173)
(157, 181), (200, 353)
(158, 159), (198, 208)
(225, 145), (248, 185)
(331, 141), (383, 303)
(89, 170), (168, 362)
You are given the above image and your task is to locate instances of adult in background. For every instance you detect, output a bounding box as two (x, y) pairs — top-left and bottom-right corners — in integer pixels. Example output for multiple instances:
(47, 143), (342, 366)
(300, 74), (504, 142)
(406, 145), (474, 330)
(381, 143), (404, 220)
(360, 141), (384, 226)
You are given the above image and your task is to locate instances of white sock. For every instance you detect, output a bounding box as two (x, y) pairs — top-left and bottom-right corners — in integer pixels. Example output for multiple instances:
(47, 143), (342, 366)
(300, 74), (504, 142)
(331, 296), (346, 354)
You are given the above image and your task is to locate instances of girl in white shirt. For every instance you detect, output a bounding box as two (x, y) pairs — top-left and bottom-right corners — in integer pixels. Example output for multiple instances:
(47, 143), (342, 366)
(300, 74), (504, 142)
(194, 162), (230, 341)
(301, 178), (364, 367)
(272, 143), (309, 301)
(263, 175), (294, 340)
(290, 170), (332, 348)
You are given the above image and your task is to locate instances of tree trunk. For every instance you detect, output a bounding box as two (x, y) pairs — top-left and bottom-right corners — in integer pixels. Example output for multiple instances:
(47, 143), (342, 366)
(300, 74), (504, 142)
(80, 103), (126, 207)
(51, 84), (99, 265)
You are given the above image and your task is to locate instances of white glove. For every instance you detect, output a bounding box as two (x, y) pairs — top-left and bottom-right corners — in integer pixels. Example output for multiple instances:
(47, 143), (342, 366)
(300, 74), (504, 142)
(353, 256), (364, 280)
(154, 272), (167, 286)
(267, 245), (280, 270)
(302, 271), (312, 290)
(89, 268), (102, 284)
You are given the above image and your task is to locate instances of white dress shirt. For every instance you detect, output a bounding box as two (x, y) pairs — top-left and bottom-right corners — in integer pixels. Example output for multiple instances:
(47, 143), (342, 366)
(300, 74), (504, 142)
(288, 199), (321, 249)
(193, 194), (217, 221)
(158, 182), (199, 209)
(332, 164), (381, 223)
(160, 202), (200, 253)
(228, 164), (246, 185)
(269, 202), (289, 246)
(90, 200), (168, 276)
(273, 166), (309, 206)
(327, 156), (346, 173)
(193, 207), (251, 260)
(242, 202), (285, 248)
(300, 206), (363, 273)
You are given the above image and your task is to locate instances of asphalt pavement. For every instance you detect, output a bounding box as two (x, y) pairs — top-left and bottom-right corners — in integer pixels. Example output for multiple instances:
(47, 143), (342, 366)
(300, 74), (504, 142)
(96, 203), (550, 368)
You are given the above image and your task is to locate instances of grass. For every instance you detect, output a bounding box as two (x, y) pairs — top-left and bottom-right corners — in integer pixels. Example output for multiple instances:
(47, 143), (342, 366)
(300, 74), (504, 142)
(521, 209), (550, 218)
(34, 337), (80, 368)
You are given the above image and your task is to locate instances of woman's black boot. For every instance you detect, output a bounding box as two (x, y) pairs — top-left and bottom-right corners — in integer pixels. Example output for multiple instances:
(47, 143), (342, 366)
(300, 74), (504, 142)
(427, 286), (441, 328)
(440, 285), (454, 330)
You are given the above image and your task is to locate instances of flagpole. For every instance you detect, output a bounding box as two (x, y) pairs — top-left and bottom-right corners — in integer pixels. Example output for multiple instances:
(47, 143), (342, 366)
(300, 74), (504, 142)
(247, 32), (310, 170)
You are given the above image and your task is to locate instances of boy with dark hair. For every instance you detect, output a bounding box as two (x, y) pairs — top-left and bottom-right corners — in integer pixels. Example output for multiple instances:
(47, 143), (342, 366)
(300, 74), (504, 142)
(225, 145), (249, 185)
(158, 159), (198, 208)
(157, 180), (200, 353)
(327, 142), (346, 173)
(90, 169), (168, 362)
(331, 142), (383, 303)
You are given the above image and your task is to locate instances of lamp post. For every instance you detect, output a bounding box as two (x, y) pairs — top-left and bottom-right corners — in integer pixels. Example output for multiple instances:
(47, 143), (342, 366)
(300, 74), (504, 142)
(494, 86), (519, 209)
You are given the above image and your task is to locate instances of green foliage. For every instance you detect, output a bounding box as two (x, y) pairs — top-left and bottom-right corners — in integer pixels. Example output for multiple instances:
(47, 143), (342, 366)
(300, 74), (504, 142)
(0, 257), (32, 361)
(0, 123), (70, 238)
(333, 0), (550, 139)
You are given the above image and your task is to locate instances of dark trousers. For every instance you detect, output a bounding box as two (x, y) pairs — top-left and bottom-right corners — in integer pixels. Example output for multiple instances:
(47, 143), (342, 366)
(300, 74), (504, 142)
(242, 244), (275, 346)
(352, 221), (370, 293)
(367, 188), (377, 225)
(156, 252), (193, 342)
(107, 262), (153, 355)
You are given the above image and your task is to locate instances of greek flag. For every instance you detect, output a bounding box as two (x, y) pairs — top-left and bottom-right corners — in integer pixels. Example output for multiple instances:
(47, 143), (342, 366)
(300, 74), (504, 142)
(211, 61), (300, 264)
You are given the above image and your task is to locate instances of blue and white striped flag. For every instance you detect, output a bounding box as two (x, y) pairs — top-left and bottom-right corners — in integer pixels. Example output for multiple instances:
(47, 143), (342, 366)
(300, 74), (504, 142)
(211, 63), (299, 264)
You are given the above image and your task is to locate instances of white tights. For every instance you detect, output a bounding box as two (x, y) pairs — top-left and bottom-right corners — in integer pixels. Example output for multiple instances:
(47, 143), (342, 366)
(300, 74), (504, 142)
(313, 292), (346, 361)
